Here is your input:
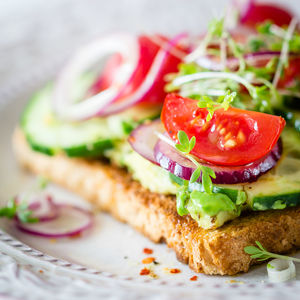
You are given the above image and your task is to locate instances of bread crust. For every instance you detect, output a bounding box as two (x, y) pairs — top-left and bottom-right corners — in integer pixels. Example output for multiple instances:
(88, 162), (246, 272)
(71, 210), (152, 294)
(12, 129), (300, 275)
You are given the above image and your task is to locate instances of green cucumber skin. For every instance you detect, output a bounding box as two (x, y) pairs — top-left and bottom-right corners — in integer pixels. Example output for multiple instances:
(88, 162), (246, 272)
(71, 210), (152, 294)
(252, 193), (300, 211)
(189, 182), (240, 203)
(26, 135), (56, 156)
(64, 139), (114, 157)
(170, 170), (300, 212)
(21, 87), (116, 158)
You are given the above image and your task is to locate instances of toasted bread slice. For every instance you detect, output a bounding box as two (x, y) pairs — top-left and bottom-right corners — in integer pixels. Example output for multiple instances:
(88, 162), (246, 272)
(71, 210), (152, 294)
(12, 128), (300, 275)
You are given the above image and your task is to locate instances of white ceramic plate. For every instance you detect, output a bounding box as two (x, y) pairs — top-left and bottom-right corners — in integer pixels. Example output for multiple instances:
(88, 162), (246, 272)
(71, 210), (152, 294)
(1, 67), (300, 300)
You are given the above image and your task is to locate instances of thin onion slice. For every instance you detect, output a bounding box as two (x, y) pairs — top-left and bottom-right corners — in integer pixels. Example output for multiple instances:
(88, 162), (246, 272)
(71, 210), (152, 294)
(267, 259), (296, 282)
(53, 33), (140, 120)
(16, 204), (93, 238)
(27, 195), (59, 222)
(128, 119), (163, 165)
(100, 33), (187, 116)
(16, 193), (59, 222)
(154, 133), (282, 184)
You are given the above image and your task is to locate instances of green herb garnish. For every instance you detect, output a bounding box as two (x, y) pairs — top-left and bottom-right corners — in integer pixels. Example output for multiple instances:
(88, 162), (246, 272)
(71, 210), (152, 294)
(175, 130), (216, 193)
(0, 198), (38, 223)
(197, 90), (236, 121)
(244, 241), (300, 263)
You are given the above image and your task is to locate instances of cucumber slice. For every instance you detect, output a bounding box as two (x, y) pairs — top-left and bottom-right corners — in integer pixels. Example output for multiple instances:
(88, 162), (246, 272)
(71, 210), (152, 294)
(21, 86), (120, 157)
(170, 156), (300, 212)
(245, 157), (300, 210)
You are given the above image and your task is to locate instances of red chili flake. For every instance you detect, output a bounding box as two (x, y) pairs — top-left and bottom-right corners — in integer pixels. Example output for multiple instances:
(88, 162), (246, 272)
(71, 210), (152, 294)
(140, 268), (150, 276)
(142, 257), (155, 264)
(170, 268), (181, 274)
(190, 275), (198, 281)
(39, 270), (44, 274)
(143, 248), (153, 255)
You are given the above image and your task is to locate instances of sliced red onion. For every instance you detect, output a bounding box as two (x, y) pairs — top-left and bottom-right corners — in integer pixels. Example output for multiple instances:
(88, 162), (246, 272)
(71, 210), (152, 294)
(16, 204), (93, 238)
(154, 136), (282, 184)
(128, 119), (163, 165)
(100, 33), (187, 116)
(27, 195), (59, 222)
(53, 33), (140, 120)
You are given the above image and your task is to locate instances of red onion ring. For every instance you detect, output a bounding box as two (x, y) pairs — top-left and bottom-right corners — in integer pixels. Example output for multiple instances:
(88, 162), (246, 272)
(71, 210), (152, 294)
(128, 119), (163, 165)
(16, 203), (93, 238)
(27, 195), (59, 222)
(53, 33), (140, 120)
(154, 134), (282, 184)
(53, 33), (185, 120)
(100, 33), (187, 116)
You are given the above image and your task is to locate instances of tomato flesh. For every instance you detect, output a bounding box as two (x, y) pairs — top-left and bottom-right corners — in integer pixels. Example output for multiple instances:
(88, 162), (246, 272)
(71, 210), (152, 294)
(162, 94), (285, 166)
(241, 2), (292, 28)
(278, 57), (300, 89)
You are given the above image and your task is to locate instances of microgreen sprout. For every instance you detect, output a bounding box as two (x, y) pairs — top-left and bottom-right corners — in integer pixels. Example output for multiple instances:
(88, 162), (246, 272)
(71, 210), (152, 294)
(168, 15), (300, 115)
(244, 241), (300, 263)
(175, 130), (216, 193)
(185, 18), (225, 63)
(197, 91), (236, 121)
(0, 177), (49, 223)
(0, 198), (38, 223)
(272, 18), (298, 88)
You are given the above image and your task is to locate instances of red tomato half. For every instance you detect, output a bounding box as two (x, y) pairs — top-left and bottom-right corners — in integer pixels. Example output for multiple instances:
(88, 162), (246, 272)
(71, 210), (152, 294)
(240, 1), (293, 28)
(89, 35), (183, 105)
(162, 94), (285, 166)
(278, 57), (300, 88)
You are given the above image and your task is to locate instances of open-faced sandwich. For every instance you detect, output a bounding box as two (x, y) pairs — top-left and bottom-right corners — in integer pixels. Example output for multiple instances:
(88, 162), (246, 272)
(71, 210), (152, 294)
(12, 0), (300, 275)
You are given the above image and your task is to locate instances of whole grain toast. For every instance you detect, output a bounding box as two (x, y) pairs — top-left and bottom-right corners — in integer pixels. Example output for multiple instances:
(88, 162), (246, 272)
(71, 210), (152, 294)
(12, 128), (300, 275)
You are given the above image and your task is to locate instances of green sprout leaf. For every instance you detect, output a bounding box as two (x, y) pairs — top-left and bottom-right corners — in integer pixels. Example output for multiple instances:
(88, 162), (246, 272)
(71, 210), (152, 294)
(174, 131), (215, 194)
(257, 21), (273, 35)
(244, 241), (300, 263)
(197, 91), (237, 122)
(249, 39), (266, 52)
(0, 197), (38, 224)
(175, 130), (197, 153)
(190, 167), (202, 183)
(175, 143), (188, 153)
(208, 18), (224, 38)
(188, 136), (196, 152)
(178, 130), (190, 149)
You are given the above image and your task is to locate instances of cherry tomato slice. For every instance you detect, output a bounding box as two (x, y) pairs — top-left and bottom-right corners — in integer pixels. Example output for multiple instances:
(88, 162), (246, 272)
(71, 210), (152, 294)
(240, 1), (293, 28)
(278, 57), (300, 89)
(161, 94), (285, 166)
